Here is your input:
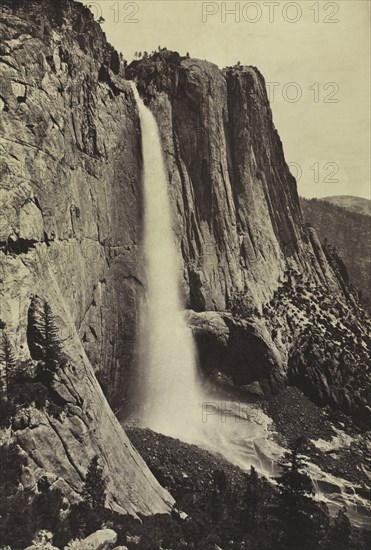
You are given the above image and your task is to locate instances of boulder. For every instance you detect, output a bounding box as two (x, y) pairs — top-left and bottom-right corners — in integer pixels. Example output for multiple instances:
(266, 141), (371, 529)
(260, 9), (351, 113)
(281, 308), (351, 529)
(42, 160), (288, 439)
(188, 310), (284, 392)
(21, 466), (36, 490)
(80, 529), (117, 550)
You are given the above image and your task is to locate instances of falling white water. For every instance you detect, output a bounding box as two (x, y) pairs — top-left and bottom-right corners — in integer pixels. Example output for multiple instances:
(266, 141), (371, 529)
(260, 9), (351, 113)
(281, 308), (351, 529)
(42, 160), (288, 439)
(131, 84), (203, 439)
(130, 84), (370, 528)
(131, 83), (283, 467)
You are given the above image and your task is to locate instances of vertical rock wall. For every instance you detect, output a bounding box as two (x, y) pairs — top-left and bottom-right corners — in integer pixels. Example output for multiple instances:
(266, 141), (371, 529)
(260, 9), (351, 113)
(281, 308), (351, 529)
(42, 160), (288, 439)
(0, 0), (174, 514)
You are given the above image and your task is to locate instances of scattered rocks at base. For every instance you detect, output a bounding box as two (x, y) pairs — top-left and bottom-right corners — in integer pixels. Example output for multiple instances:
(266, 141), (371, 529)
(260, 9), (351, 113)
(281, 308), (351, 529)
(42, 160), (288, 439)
(80, 529), (117, 550)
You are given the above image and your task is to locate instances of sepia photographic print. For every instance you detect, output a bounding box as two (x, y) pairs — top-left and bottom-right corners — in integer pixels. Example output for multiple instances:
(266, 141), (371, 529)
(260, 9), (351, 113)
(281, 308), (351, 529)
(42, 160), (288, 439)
(0, 1), (370, 549)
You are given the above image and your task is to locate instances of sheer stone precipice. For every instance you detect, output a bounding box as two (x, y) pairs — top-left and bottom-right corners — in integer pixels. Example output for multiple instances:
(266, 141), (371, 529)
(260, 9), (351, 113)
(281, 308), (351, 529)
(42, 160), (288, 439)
(127, 53), (370, 416)
(0, 0), (370, 511)
(0, 0), (173, 515)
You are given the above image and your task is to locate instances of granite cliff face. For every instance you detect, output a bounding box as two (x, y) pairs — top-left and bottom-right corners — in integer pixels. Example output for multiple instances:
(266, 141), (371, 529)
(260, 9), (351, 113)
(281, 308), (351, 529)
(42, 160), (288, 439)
(0, 0), (145, 412)
(128, 55), (338, 313)
(128, 53), (370, 419)
(0, 0), (370, 516)
(0, 0), (173, 516)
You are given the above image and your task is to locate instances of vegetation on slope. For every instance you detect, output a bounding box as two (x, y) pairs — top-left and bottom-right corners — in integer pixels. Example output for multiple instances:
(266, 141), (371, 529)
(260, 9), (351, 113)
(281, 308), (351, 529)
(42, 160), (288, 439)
(1, 429), (371, 550)
(263, 272), (371, 427)
(0, 299), (67, 429)
(301, 197), (371, 311)
(321, 196), (371, 217)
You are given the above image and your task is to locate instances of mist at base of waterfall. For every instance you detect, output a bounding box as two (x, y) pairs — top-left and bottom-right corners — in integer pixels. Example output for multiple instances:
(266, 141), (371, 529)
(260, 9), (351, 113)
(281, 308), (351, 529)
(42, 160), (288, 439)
(131, 84), (276, 476)
(130, 82), (369, 529)
(131, 83), (203, 444)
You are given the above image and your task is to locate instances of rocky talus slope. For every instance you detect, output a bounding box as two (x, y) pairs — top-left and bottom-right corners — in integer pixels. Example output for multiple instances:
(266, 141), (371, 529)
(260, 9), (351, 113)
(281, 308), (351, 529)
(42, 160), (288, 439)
(0, 0), (370, 519)
(301, 196), (371, 312)
(0, 0), (173, 516)
(128, 53), (371, 423)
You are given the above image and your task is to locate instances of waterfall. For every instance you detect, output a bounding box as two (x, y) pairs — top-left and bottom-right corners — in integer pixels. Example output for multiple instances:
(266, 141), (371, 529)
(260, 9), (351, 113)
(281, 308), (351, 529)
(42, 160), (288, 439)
(129, 86), (368, 528)
(131, 84), (203, 439)
(130, 82), (282, 462)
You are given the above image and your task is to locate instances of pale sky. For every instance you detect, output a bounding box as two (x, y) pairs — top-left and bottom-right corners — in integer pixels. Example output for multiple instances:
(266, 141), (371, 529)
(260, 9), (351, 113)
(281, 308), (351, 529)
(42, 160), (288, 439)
(80, 0), (370, 200)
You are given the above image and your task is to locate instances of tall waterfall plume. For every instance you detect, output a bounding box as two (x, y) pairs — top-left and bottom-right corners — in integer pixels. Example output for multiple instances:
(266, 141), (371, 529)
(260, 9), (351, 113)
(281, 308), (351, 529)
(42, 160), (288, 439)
(130, 83), (276, 462)
(128, 85), (368, 526)
(131, 84), (203, 439)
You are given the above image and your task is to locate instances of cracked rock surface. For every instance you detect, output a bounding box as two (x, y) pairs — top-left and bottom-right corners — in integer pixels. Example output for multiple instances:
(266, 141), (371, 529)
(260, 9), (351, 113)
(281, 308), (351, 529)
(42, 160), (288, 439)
(0, 0), (173, 516)
(1, 0), (370, 517)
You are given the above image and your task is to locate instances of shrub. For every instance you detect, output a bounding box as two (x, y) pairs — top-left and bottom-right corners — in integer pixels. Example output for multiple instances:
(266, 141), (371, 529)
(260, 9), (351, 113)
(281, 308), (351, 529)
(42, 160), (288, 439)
(30, 530), (54, 550)
(0, 444), (33, 547)
(63, 539), (83, 550)
(0, 443), (27, 491)
(47, 401), (64, 419)
(0, 333), (16, 399)
(32, 489), (64, 534)
(10, 381), (48, 409)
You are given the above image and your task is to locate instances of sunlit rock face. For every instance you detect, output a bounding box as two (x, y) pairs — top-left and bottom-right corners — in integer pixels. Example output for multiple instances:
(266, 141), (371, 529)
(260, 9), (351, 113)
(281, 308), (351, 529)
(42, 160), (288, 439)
(0, 0), (144, 409)
(128, 55), (341, 314)
(1, 0), (370, 515)
(127, 54), (370, 421)
(0, 0), (173, 515)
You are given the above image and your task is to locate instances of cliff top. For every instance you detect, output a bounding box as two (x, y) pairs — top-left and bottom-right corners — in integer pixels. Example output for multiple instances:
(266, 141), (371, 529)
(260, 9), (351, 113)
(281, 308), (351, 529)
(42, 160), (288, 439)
(127, 48), (264, 81)
(0, 0), (122, 73)
(1, 1), (266, 90)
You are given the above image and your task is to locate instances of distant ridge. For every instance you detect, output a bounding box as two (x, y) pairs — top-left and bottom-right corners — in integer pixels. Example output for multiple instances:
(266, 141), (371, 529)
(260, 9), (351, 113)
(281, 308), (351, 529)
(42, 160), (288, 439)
(301, 196), (371, 311)
(320, 195), (371, 216)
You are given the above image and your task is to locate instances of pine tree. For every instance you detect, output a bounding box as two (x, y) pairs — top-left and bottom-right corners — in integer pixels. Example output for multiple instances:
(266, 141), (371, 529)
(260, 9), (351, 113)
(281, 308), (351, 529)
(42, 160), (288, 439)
(0, 332), (16, 399)
(242, 466), (260, 534)
(276, 438), (314, 499)
(274, 437), (320, 550)
(327, 507), (351, 550)
(82, 456), (106, 512)
(29, 300), (64, 384)
(210, 469), (228, 523)
(41, 302), (63, 383)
